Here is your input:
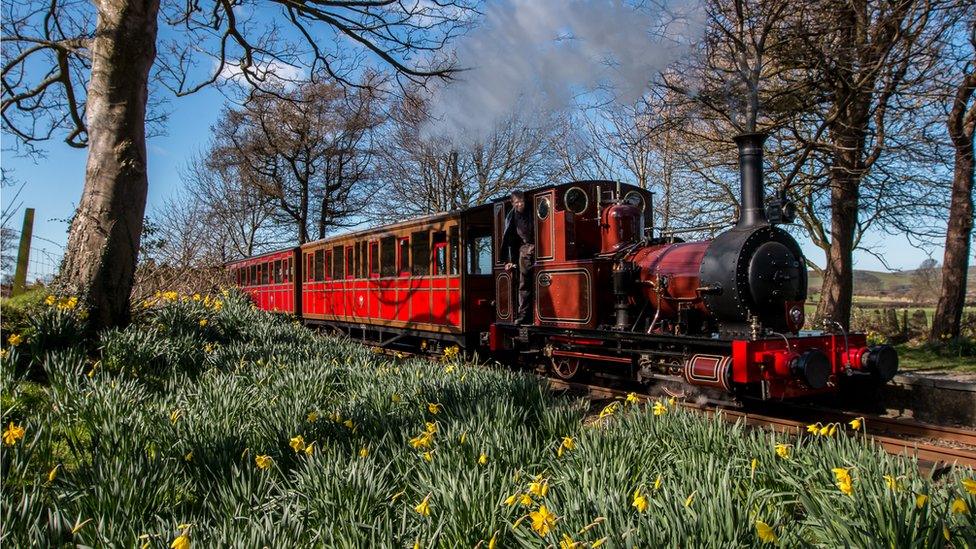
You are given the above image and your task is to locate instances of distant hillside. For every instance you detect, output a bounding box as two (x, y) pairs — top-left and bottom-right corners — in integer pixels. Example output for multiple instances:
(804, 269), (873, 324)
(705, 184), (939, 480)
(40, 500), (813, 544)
(807, 267), (976, 304)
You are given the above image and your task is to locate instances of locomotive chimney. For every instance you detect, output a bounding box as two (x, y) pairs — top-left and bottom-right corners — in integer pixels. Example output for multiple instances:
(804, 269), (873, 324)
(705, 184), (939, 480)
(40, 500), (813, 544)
(734, 133), (769, 229)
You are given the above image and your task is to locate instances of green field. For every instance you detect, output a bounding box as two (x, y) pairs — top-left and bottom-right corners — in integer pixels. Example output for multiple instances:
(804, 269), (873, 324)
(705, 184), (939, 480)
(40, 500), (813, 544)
(2, 293), (974, 546)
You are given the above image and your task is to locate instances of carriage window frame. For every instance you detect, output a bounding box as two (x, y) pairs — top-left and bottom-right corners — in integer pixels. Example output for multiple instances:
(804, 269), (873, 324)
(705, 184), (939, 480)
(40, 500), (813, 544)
(536, 197), (551, 220)
(449, 226), (460, 275)
(333, 246), (344, 280)
(410, 231), (430, 276)
(564, 186), (588, 215)
(369, 241), (380, 278)
(380, 236), (397, 277)
(398, 237), (411, 277)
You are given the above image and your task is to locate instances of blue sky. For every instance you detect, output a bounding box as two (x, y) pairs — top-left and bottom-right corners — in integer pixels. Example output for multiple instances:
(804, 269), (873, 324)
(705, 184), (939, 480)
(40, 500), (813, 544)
(0, 0), (948, 278)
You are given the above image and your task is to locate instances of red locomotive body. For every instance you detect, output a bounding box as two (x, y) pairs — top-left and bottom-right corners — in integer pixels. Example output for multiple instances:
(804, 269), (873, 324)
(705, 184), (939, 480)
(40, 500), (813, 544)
(229, 133), (898, 402)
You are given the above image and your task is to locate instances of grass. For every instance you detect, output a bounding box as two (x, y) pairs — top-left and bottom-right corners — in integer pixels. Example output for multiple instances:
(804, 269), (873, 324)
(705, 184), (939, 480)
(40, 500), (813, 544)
(895, 342), (976, 374)
(1, 292), (974, 547)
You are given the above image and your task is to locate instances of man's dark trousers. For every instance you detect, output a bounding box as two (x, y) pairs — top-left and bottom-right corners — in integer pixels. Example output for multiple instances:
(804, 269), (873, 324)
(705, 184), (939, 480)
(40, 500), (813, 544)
(516, 243), (534, 323)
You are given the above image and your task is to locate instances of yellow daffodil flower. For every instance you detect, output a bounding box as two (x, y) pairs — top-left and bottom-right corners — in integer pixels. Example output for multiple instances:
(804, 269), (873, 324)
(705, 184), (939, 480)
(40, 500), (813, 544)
(962, 478), (976, 495)
(652, 401), (667, 416)
(304, 442), (314, 456)
(422, 451), (433, 462)
(289, 435), (306, 453)
(559, 534), (579, 549)
(7, 333), (22, 347)
(529, 505), (556, 537)
(504, 494), (518, 506)
(343, 419), (355, 430)
(632, 488), (648, 512)
(520, 493), (534, 506)
(255, 455), (273, 469)
(170, 410), (181, 424)
(943, 525), (951, 541)
(598, 402), (619, 420)
(806, 423), (819, 434)
(488, 532), (497, 549)
(883, 475), (899, 491)
(775, 443), (790, 459)
(755, 520), (777, 543)
(751, 458), (758, 475)
(192, 293), (201, 301)
(198, 319), (208, 327)
(425, 422), (437, 434)
(459, 431), (468, 445)
(307, 411), (319, 423)
(47, 464), (60, 482)
(171, 534), (190, 549)
(625, 392), (639, 405)
(592, 537), (607, 548)
(479, 453), (488, 465)
(915, 494), (928, 508)
(684, 492), (695, 507)
(529, 476), (549, 497)
(184, 451), (193, 462)
(3, 422), (25, 446)
(819, 425), (830, 436)
(427, 403), (442, 415)
(359, 447), (369, 458)
(45, 295), (56, 306)
(414, 495), (431, 516)
(391, 393), (401, 403)
(409, 432), (433, 449)
(558, 436), (575, 457)
(832, 467), (853, 495)
(653, 475), (662, 491)
(849, 417), (863, 430)
(827, 423), (837, 436)
(951, 498), (970, 515)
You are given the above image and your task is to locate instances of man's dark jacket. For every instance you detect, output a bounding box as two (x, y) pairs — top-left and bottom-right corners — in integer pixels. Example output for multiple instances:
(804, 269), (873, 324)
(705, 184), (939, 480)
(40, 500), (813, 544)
(501, 207), (534, 263)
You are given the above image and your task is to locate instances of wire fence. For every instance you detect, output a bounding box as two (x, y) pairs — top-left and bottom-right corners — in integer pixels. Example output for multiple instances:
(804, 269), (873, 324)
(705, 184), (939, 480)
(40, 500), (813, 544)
(1, 229), (64, 295)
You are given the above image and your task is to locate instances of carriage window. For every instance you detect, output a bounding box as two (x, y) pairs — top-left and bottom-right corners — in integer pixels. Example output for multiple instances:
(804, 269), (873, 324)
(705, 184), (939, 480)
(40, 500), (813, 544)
(467, 231), (493, 275)
(261, 263), (269, 284)
(434, 243), (447, 276)
(274, 260), (282, 283)
(398, 237), (410, 276)
(345, 246), (354, 279)
(369, 241), (380, 277)
(333, 247), (345, 279)
(381, 237), (396, 277)
(314, 249), (324, 281)
(449, 227), (460, 275)
(537, 197), (551, 220)
(411, 231), (430, 276)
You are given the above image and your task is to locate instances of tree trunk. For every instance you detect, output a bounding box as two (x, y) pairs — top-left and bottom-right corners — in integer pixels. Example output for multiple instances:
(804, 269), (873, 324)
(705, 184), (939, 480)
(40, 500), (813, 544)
(930, 71), (976, 342)
(59, 0), (160, 330)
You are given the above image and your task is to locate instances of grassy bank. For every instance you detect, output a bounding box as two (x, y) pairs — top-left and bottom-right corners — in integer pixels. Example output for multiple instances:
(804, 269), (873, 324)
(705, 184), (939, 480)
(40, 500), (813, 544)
(1, 293), (974, 547)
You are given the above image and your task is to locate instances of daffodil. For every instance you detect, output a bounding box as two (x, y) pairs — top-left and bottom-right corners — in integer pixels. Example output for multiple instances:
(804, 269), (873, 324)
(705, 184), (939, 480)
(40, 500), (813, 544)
(479, 453), (488, 465)
(832, 467), (853, 495)
(632, 488), (648, 512)
(359, 447), (369, 458)
(819, 425), (830, 436)
(45, 295), (56, 306)
(558, 436), (575, 457)
(488, 532), (497, 549)
(422, 451), (433, 462)
(915, 494), (928, 508)
(529, 505), (556, 537)
(598, 402), (619, 420)
(684, 492), (695, 507)
(625, 392), (639, 405)
(343, 419), (355, 430)
(184, 451), (193, 462)
(883, 475), (899, 491)
(171, 534), (190, 549)
(529, 476), (549, 497)
(289, 435), (306, 453)
(653, 475), (662, 491)
(391, 393), (402, 403)
(943, 524), (951, 541)
(775, 443), (790, 459)
(559, 534), (579, 549)
(520, 493), (533, 506)
(409, 431), (433, 449)
(424, 422), (437, 434)
(427, 403), (442, 415)
(806, 423), (819, 434)
(198, 318), (208, 327)
(652, 401), (667, 416)
(307, 411), (319, 422)
(827, 423), (837, 436)
(2, 422), (25, 446)
(755, 520), (777, 543)
(7, 333), (22, 347)
(304, 442), (314, 456)
(47, 464), (60, 482)
(751, 458), (758, 476)
(170, 409), (181, 424)
(255, 455), (273, 469)
(504, 494), (518, 506)
(414, 495), (431, 516)
(459, 431), (468, 445)
(849, 417), (863, 430)
(951, 498), (970, 515)
(962, 478), (976, 495)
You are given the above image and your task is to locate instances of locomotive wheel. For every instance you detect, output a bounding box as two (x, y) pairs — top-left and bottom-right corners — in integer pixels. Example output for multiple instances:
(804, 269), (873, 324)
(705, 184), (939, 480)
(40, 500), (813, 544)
(551, 357), (584, 380)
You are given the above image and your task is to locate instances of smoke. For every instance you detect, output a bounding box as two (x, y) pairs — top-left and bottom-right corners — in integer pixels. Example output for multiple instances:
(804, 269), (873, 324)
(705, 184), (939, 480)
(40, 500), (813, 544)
(424, 0), (705, 142)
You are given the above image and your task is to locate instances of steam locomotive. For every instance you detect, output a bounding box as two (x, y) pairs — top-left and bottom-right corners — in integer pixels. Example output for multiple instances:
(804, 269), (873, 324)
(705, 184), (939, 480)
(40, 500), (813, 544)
(229, 133), (898, 402)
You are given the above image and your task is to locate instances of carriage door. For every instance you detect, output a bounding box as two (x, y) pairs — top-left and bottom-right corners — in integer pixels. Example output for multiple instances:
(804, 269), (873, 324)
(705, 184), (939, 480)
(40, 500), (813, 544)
(493, 201), (513, 322)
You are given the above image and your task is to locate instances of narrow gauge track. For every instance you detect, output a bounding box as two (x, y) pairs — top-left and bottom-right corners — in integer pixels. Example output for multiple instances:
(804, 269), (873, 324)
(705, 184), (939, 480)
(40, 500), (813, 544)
(545, 378), (976, 470)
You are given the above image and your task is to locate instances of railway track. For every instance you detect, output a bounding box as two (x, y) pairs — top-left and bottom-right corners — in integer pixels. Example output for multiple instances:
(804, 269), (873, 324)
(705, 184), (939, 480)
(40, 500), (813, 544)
(545, 377), (976, 470)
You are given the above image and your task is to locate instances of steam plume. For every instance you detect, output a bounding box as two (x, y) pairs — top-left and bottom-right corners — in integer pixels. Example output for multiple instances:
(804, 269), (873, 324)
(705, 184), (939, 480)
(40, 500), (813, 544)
(425, 0), (705, 141)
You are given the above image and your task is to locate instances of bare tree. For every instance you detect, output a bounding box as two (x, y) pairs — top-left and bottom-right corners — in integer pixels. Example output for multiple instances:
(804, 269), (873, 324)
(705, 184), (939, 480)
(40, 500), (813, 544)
(2, 0), (472, 329)
(212, 78), (381, 244)
(371, 90), (558, 219)
(931, 13), (976, 341)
